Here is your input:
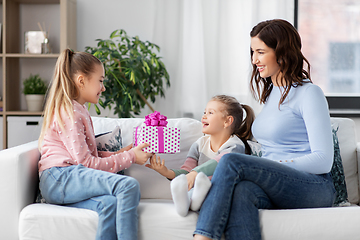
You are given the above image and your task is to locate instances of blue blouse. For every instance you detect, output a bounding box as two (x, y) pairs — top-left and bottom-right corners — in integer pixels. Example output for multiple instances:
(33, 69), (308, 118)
(252, 82), (333, 174)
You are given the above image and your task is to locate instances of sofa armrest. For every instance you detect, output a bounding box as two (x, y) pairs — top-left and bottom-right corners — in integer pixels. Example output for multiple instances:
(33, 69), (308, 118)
(0, 141), (40, 240)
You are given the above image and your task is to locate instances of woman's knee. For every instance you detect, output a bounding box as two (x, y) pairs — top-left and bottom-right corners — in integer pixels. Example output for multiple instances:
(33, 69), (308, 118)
(234, 181), (272, 209)
(215, 153), (248, 176)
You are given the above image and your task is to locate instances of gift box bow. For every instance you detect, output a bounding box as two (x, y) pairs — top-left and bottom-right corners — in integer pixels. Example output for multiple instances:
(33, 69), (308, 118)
(144, 111), (168, 126)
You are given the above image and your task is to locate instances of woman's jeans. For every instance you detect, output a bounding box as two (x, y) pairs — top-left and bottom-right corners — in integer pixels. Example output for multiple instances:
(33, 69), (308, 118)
(39, 164), (140, 240)
(194, 153), (336, 240)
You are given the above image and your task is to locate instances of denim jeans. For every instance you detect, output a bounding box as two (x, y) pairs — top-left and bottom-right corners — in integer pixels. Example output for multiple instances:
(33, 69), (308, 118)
(194, 153), (336, 240)
(39, 164), (140, 240)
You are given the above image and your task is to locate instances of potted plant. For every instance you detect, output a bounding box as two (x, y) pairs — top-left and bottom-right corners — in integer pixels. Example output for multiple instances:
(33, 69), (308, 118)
(23, 74), (47, 111)
(85, 29), (170, 118)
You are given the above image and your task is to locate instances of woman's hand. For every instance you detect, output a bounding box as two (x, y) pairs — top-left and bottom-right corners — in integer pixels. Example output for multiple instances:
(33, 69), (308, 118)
(146, 155), (176, 179)
(132, 143), (154, 165)
(186, 171), (198, 191)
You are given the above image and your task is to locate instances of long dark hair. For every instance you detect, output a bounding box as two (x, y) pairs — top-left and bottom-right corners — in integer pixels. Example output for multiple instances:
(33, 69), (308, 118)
(250, 19), (311, 105)
(211, 95), (255, 154)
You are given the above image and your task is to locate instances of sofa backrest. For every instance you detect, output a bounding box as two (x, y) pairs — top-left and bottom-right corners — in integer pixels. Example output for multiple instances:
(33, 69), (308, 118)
(91, 117), (203, 199)
(331, 117), (359, 204)
(91, 117), (359, 203)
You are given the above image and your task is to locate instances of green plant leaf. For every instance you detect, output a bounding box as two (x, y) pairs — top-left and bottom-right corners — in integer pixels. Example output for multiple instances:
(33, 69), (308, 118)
(94, 104), (101, 115)
(85, 29), (170, 118)
(23, 74), (48, 95)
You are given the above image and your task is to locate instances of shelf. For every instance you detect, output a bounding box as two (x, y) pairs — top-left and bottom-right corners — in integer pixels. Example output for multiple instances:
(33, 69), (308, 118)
(11, 0), (59, 3)
(5, 111), (43, 116)
(1, 0), (77, 149)
(5, 53), (60, 58)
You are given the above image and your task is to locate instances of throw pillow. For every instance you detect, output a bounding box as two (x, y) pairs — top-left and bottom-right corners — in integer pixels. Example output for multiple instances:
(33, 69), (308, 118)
(248, 140), (262, 157)
(331, 126), (349, 206)
(96, 125), (123, 152)
(95, 125), (124, 175)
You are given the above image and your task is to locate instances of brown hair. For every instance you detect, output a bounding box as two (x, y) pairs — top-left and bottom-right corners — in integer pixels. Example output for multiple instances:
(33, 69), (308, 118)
(211, 95), (255, 154)
(250, 19), (311, 105)
(39, 49), (102, 149)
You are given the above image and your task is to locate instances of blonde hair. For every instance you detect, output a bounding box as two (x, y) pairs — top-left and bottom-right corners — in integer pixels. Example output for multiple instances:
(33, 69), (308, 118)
(39, 49), (102, 149)
(211, 95), (255, 154)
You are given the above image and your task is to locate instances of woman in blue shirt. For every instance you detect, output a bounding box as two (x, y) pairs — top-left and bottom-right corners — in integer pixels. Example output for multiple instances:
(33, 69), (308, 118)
(193, 19), (336, 240)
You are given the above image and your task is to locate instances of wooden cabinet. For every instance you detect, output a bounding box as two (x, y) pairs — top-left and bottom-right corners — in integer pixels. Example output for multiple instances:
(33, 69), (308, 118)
(1, 0), (77, 149)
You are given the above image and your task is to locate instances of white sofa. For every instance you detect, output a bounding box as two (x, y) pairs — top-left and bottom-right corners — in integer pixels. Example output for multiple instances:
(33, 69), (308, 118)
(1, 116), (360, 240)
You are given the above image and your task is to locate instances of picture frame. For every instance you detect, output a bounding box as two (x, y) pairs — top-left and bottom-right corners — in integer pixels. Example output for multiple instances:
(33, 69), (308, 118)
(24, 31), (46, 54)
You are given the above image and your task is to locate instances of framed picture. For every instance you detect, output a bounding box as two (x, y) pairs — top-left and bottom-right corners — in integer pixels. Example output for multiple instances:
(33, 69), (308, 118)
(25, 31), (46, 54)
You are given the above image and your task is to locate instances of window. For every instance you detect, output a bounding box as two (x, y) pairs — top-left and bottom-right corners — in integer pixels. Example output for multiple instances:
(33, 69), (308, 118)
(297, 0), (360, 116)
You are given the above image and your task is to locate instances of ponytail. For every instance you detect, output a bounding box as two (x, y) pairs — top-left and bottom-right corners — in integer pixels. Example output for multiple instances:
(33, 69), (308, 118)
(38, 49), (102, 149)
(234, 104), (255, 154)
(210, 95), (255, 155)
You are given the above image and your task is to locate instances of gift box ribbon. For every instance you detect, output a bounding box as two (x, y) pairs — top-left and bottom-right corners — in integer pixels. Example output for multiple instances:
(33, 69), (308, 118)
(144, 111), (168, 127)
(134, 126), (165, 153)
(134, 111), (168, 153)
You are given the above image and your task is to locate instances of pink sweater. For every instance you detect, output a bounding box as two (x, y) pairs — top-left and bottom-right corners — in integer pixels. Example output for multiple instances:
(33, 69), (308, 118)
(39, 100), (136, 173)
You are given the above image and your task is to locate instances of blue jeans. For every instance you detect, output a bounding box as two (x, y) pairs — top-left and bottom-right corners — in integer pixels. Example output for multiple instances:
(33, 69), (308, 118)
(39, 164), (140, 240)
(194, 153), (336, 240)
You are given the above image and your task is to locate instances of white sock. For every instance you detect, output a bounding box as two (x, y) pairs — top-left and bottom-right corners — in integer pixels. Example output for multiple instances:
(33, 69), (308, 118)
(190, 172), (212, 211)
(170, 174), (190, 217)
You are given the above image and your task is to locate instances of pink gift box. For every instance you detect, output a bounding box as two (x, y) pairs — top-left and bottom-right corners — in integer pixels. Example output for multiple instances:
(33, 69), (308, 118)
(133, 111), (180, 153)
(133, 126), (180, 153)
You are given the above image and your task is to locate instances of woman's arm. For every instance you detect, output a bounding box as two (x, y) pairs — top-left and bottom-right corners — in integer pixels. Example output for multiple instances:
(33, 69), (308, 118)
(285, 84), (334, 174)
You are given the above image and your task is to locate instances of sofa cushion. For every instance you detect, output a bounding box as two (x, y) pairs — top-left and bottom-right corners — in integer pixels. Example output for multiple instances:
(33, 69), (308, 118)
(20, 201), (360, 240)
(19, 203), (98, 240)
(331, 118), (359, 204)
(259, 206), (360, 240)
(91, 117), (203, 199)
(331, 126), (348, 206)
(95, 125), (123, 152)
(19, 200), (199, 240)
(95, 125), (124, 175)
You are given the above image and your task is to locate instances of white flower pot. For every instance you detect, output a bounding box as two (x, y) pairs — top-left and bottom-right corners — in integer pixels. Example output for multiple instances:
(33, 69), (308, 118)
(25, 94), (45, 112)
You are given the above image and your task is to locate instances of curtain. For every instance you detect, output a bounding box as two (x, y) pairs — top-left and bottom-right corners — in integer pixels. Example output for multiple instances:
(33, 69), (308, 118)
(151, 0), (294, 120)
(83, 0), (294, 119)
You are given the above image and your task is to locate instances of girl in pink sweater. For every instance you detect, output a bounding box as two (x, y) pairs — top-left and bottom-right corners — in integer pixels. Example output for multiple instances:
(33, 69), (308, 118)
(38, 49), (153, 240)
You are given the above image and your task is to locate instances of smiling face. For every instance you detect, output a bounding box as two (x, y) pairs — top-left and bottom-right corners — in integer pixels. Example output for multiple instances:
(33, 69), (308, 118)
(201, 100), (229, 135)
(76, 63), (106, 105)
(251, 36), (282, 85)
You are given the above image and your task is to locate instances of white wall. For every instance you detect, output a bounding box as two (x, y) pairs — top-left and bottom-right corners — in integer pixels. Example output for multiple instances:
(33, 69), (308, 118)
(76, 0), (176, 118)
(76, 0), (360, 142)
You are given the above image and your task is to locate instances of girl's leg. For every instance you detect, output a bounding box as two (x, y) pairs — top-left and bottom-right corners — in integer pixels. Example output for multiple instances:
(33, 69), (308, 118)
(171, 174), (190, 216)
(190, 172), (212, 211)
(40, 164), (140, 240)
(69, 196), (117, 240)
(194, 153), (335, 240)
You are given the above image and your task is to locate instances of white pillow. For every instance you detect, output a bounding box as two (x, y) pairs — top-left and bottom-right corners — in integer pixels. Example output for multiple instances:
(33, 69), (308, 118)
(91, 117), (203, 199)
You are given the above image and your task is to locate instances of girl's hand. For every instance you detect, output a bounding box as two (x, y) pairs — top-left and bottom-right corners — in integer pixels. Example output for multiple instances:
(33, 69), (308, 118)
(115, 144), (132, 154)
(186, 171), (198, 191)
(146, 155), (166, 172)
(145, 155), (176, 179)
(132, 143), (153, 165)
